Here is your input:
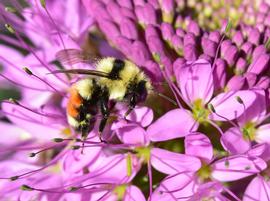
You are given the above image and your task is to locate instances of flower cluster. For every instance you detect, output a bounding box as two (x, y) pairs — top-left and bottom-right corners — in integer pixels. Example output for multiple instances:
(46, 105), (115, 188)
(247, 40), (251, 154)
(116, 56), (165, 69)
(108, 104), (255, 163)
(0, 0), (270, 200)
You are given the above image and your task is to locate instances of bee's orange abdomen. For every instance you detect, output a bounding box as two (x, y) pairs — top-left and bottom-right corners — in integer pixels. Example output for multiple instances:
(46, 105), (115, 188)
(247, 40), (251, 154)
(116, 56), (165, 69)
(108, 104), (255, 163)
(66, 88), (82, 118)
(70, 87), (82, 107)
(67, 100), (79, 118)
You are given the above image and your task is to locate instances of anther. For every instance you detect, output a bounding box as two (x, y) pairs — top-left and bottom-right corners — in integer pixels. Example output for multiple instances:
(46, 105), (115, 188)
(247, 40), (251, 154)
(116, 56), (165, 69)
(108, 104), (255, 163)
(265, 38), (270, 50)
(71, 145), (80, 150)
(21, 66), (67, 97)
(10, 176), (19, 181)
(68, 186), (79, 192)
(40, 0), (46, 8)
(208, 103), (216, 113)
(4, 24), (15, 34)
(20, 184), (33, 191)
(22, 67), (33, 75)
(8, 98), (19, 105)
(53, 138), (64, 143)
(5, 6), (16, 13)
(29, 153), (36, 157)
(236, 96), (244, 104)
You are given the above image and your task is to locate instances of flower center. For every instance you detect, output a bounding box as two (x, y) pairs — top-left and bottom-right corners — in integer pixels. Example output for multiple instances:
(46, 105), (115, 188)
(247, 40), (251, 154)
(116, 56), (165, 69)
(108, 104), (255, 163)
(113, 184), (127, 201)
(192, 99), (209, 123)
(242, 122), (256, 141)
(135, 146), (151, 162)
(197, 163), (212, 181)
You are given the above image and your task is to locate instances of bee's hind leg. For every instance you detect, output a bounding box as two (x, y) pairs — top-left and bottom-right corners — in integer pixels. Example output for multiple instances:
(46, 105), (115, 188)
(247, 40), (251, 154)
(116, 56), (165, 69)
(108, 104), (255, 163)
(98, 96), (110, 143)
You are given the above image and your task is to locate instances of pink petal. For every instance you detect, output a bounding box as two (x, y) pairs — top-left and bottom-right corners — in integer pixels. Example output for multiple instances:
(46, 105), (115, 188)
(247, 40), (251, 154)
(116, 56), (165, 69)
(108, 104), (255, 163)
(62, 147), (101, 173)
(177, 59), (213, 104)
(243, 176), (270, 201)
(220, 127), (251, 154)
(147, 109), (198, 142)
(0, 122), (29, 145)
(247, 143), (270, 161)
(124, 185), (146, 201)
(209, 90), (257, 121)
(151, 148), (201, 175)
(185, 132), (213, 162)
(211, 155), (267, 182)
(151, 173), (198, 201)
(1, 102), (65, 140)
(256, 124), (270, 143)
(114, 122), (149, 145)
(118, 106), (154, 127)
(237, 90), (266, 125)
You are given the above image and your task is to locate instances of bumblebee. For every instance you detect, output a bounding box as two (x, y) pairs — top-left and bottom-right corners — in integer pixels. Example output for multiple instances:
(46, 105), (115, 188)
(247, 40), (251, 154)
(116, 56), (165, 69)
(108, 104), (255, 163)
(53, 51), (152, 141)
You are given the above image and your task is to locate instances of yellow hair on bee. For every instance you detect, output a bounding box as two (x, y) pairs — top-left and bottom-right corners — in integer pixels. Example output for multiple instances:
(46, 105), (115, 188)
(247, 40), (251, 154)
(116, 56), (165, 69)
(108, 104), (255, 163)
(95, 57), (115, 73)
(75, 78), (94, 100)
(67, 114), (79, 128)
(96, 57), (152, 100)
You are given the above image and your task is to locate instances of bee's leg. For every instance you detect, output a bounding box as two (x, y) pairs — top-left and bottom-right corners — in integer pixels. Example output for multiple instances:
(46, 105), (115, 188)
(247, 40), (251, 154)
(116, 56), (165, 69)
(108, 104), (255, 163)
(98, 97), (109, 143)
(125, 93), (137, 118)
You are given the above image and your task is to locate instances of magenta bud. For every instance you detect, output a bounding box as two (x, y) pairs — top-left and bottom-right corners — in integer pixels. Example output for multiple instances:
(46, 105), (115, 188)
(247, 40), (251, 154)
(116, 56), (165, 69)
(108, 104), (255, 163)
(265, 14), (270, 27)
(226, 75), (245, 91)
(173, 58), (186, 75)
(120, 7), (136, 20)
(183, 44), (198, 61)
(160, 55), (173, 75)
(232, 31), (244, 47)
(161, 22), (174, 41)
(133, 0), (145, 6)
(148, 0), (159, 9)
(145, 25), (159, 39)
(259, 2), (269, 14)
(135, 4), (157, 25)
(147, 36), (165, 58)
(252, 45), (267, 61)
(256, 13), (265, 23)
(235, 57), (247, 74)
(106, 2), (122, 24)
(223, 45), (239, 66)
(255, 24), (265, 33)
(115, 36), (132, 56)
(213, 58), (226, 90)
(144, 60), (163, 81)
(201, 38), (217, 57)
(199, 54), (212, 63)
(241, 42), (253, 57)
(120, 18), (138, 40)
(176, 27), (185, 37)
(92, 4), (112, 21)
(174, 15), (183, 28)
(187, 20), (200, 36)
(98, 19), (120, 40)
(171, 35), (183, 53)
(208, 31), (221, 43)
(117, 0), (133, 9)
(245, 72), (257, 88)
(131, 41), (151, 65)
(220, 39), (232, 57)
(160, 0), (175, 13)
(248, 54), (270, 74)
(248, 28), (261, 45)
(183, 32), (196, 46)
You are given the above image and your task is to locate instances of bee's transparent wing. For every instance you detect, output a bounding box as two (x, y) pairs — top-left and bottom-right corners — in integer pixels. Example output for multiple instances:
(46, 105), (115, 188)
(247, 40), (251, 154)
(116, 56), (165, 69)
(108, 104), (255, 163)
(55, 49), (97, 65)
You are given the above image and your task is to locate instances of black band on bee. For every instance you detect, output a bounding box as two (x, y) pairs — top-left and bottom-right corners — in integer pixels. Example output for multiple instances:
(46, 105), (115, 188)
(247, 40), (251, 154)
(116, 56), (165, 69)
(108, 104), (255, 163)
(108, 59), (125, 80)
